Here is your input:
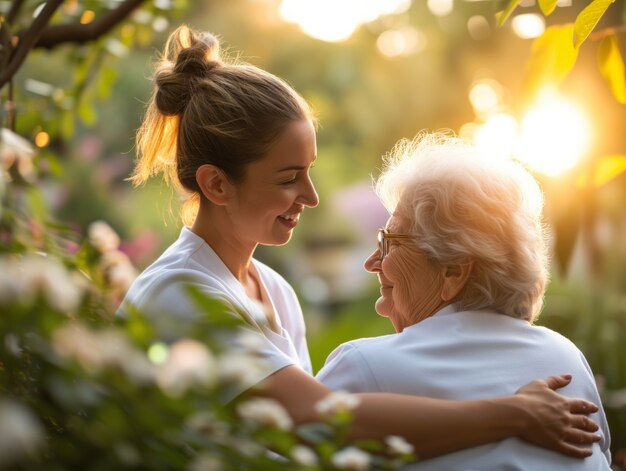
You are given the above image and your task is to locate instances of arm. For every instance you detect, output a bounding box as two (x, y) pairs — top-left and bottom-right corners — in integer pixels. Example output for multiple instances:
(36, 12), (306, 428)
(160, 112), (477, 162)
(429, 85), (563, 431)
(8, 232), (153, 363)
(259, 366), (600, 459)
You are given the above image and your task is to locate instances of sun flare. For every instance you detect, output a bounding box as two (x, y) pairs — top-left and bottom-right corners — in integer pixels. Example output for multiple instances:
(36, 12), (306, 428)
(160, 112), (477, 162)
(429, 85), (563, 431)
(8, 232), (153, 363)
(279, 0), (411, 42)
(515, 99), (591, 177)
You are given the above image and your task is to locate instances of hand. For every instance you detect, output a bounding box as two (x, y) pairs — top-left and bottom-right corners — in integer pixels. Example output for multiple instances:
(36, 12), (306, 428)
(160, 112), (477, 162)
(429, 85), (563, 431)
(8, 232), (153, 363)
(515, 374), (601, 458)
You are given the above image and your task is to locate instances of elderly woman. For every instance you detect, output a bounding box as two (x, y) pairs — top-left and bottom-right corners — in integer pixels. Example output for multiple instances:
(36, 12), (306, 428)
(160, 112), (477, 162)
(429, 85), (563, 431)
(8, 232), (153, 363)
(316, 133), (611, 470)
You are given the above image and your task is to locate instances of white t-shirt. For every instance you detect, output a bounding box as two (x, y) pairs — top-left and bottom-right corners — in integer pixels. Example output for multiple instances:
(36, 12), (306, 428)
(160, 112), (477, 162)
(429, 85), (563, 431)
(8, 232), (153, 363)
(118, 227), (312, 399)
(317, 305), (611, 470)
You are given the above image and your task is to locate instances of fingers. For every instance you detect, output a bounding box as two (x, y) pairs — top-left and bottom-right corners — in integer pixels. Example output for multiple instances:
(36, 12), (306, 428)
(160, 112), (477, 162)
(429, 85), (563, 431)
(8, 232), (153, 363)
(543, 374), (572, 390)
(556, 442), (594, 459)
(570, 414), (599, 433)
(568, 398), (599, 414)
(564, 428), (601, 445)
(554, 429), (601, 459)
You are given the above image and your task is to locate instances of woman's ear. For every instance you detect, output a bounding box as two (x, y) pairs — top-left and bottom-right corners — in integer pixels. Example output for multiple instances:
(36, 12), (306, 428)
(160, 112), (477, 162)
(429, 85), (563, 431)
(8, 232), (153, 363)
(196, 164), (232, 206)
(441, 261), (474, 302)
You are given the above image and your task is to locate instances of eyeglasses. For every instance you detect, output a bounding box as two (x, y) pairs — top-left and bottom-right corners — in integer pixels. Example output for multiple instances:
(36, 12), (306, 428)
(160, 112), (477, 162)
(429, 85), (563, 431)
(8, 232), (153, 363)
(377, 228), (420, 260)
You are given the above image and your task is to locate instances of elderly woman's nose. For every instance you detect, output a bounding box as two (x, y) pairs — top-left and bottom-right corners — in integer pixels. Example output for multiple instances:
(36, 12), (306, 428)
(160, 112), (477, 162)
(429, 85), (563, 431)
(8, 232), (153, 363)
(364, 250), (382, 272)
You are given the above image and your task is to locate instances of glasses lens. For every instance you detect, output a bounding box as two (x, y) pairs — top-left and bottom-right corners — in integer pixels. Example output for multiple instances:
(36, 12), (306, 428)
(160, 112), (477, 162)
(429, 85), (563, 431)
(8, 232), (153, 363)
(377, 229), (386, 259)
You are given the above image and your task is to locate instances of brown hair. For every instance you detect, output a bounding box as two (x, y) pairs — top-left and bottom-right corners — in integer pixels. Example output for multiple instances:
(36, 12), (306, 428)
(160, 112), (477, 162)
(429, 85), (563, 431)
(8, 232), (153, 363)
(132, 25), (313, 223)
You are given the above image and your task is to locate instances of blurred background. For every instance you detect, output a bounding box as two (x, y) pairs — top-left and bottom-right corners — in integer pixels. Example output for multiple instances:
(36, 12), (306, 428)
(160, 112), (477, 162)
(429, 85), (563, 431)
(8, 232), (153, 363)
(3, 0), (626, 465)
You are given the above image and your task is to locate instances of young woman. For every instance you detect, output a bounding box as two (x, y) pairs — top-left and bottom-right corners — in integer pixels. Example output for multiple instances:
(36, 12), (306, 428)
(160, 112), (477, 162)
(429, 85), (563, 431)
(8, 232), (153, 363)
(119, 25), (601, 460)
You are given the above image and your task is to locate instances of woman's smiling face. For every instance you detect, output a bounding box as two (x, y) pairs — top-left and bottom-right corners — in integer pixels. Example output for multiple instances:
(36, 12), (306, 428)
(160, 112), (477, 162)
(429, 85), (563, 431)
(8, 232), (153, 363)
(227, 119), (319, 247)
(364, 208), (446, 332)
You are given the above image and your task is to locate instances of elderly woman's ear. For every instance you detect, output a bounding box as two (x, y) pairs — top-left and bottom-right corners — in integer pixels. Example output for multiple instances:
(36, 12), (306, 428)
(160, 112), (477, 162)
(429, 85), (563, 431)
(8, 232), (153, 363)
(441, 261), (474, 302)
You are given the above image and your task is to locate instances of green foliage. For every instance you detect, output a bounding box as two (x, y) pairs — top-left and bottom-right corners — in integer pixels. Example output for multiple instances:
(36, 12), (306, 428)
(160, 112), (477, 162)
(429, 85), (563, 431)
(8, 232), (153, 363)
(496, 0), (522, 28)
(0, 173), (416, 469)
(573, 0), (616, 49)
(522, 25), (579, 101)
(598, 34), (626, 104)
(538, 0), (559, 16)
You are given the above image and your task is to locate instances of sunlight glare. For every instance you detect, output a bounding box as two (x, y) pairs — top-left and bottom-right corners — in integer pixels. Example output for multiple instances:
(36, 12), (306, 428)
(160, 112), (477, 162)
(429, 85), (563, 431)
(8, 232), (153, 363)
(469, 80), (500, 116)
(516, 99), (591, 177)
(474, 113), (518, 160)
(511, 14), (545, 39)
(279, 0), (411, 42)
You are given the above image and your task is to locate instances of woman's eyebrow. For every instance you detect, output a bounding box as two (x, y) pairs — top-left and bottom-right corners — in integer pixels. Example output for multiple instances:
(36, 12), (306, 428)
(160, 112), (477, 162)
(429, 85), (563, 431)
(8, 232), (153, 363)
(277, 157), (316, 172)
(276, 165), (306, 172)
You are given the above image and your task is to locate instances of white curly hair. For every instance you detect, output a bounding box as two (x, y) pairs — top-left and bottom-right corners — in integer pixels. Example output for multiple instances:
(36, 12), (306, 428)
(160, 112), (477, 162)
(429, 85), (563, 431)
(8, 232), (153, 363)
(375, 131), (549, 322)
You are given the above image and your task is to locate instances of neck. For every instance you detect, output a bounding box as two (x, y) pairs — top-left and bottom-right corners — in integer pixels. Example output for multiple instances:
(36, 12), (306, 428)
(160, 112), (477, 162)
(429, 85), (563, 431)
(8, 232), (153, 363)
(190, 201), (257, 283)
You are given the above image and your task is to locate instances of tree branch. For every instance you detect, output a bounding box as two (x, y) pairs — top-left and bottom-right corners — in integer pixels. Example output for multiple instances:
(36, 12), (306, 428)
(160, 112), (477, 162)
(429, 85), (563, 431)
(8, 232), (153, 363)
(1, 0), (25, 78)
(0, 0), (64, 90)
(30, 0), (146, 49)
(7, 0), (26, 24)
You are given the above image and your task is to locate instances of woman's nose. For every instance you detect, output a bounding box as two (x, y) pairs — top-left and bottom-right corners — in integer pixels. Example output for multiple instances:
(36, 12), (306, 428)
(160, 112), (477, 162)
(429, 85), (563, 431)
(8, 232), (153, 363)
(299, 174), (319, 208)
(364, 249), (382, 273)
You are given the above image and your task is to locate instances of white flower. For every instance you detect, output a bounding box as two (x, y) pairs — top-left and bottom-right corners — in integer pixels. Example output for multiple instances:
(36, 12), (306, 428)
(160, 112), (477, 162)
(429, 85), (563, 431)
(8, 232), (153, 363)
(96, 329), (154, 384)
(157, 339), (217, 397)
(0, 128), (35, 182)
(0, 255), (83, 312)
(88, 220), (120, 253)
(331, 447), (371, 470)
(52, 323), (104, 371)
(187, 454), (223, 471)
(0, 163), (4, 218)
(217, 352), (266, 386)
(52, 323), (155, 383)
(0, 399), (44, 466)
(385, 435), (414, 455)
(315, 390), (361, 416)
(236, 397), (293, 431)
(291, 445), (318, 466)
(186, 411), (230, 437)
(100, 250), (137, 292)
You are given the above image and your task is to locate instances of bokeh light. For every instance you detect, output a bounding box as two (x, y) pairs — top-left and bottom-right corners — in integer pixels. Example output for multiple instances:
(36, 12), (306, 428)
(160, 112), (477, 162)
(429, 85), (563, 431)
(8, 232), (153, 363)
(148, 342), (169, 365)
(35, 131), (50, 148)
(80, 10), (95, 25)
(279, 0), (410, 42)
(516, 98), (591, 176)
(377, 27), (426, 57)
(469, 80), (501, 116)
(427, 0), (453, 17)
(511, 14), (545, 39)
(467, 16), (491, 40)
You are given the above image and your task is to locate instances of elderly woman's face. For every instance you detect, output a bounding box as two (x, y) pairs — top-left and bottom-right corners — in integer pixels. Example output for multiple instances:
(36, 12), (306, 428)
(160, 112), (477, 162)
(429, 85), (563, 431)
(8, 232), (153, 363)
(364, 210), (446, 332)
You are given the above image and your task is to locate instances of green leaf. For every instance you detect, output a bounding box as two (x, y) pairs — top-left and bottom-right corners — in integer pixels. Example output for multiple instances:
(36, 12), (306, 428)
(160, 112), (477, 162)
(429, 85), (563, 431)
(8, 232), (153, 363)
(97, 66), (118, 100)
(296, 422), (335, 443)
(522, 25), (579, 101)
(598, 34), (626, 104)
(538, 0), (559, 16)
(26, 186), (47, 221)
(574, 0), (616, 49)
(592, 155), (626, 187)
(78, 99), (96, 126)
(496, 0), (522, 28)
(60, 111), (75, 139)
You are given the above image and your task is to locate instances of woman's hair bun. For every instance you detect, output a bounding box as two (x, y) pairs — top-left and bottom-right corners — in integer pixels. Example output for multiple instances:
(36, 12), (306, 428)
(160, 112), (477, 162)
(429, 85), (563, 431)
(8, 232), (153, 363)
(153, 26), (222, 116)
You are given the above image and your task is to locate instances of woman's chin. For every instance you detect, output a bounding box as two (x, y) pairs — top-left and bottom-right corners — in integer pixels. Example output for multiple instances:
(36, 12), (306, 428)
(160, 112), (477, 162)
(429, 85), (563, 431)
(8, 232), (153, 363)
(374, 299), (391, 318)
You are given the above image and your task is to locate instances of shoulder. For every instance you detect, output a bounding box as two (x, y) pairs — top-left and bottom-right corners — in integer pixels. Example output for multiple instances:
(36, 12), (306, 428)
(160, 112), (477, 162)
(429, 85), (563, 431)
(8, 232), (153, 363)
(316, 333), (401, 392)
(528, 323), (583, 352)
(121, 268), (232, 316)
(320, 334), (399, 373)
